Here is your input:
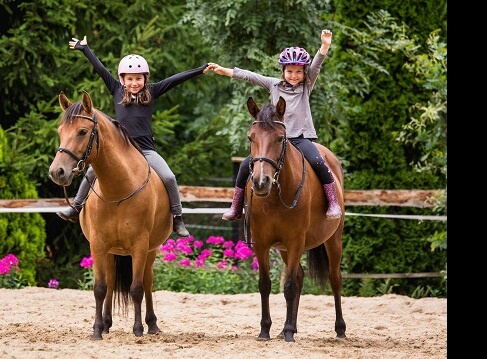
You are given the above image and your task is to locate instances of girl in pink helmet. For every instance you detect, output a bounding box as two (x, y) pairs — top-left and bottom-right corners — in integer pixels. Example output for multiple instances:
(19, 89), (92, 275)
(57, 36), (211, 238)
(208, 29), (341, 221)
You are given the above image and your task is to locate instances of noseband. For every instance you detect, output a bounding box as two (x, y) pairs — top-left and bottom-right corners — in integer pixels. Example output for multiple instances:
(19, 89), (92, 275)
(56, 113), (99, 176)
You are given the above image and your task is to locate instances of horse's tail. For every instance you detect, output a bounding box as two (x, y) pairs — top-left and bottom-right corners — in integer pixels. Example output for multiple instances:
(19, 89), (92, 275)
(114, 255), (133, 316)
(307, 244), (330, 291)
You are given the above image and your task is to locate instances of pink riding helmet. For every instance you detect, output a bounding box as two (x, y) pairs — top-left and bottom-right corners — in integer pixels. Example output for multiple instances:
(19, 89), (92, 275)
(278, 47), (311, 66)
(117, 54), (150, 84)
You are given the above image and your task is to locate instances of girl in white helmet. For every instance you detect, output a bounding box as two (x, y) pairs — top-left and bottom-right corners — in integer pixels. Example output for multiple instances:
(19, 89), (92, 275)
(57, 36), (211, 238)
(207, 29), (341, 221)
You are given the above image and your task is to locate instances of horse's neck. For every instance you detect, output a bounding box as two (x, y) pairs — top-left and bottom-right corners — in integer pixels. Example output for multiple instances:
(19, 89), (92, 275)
(91, 117), (149, 188)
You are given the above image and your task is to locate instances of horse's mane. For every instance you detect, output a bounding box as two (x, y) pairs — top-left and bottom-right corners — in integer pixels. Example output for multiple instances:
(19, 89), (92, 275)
(254, 103), (284, 130)
(63, 101), (144, 155)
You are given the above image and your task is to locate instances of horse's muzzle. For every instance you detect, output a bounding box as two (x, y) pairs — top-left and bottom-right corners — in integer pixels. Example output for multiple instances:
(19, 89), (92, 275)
(48, 164), (75, 187)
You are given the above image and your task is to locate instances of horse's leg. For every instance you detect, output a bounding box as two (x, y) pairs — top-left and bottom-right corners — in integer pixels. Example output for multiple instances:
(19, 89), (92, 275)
(278, 246), (304, 342)
(254, 245), (272, 341)
(102, 253), (115, 334)
(325, 230), (347, 338)
(143, 250), (161, 334)
(130, 247), (149, 337)
(91, 249), (108, 340)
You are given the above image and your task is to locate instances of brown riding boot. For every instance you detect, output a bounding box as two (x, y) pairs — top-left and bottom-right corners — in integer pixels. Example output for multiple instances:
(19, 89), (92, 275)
(323, 183), (342, 219)
(56, 170), (94, 223)
(56, 203), (83, 223)
(173, 215), (190, 238)
(222, 187), (245, 221)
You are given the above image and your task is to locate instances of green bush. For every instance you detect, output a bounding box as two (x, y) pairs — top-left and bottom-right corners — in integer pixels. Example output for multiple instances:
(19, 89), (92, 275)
(0, 127), (46, 285)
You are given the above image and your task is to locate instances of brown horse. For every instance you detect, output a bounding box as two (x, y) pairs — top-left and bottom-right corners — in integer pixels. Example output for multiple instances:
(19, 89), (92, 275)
(245, 96), (346, 342)
(48, 91), (172, 339)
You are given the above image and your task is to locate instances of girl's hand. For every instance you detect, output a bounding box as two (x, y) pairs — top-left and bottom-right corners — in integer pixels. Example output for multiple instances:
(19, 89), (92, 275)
(321, 29), (332, 46)
(69, 35), (87, 50)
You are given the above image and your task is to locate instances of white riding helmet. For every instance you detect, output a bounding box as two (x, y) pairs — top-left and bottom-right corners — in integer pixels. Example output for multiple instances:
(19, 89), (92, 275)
(118, 54), (150, 84)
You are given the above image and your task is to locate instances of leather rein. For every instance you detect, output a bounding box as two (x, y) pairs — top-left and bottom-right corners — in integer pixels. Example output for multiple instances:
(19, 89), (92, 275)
(56, 112), (151, 207)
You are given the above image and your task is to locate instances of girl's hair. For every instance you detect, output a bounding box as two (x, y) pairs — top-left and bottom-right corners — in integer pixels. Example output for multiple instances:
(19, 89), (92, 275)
(118, 73), (152, 106)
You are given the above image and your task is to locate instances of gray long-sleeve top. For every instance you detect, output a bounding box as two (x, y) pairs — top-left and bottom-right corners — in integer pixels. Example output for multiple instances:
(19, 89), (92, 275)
(232, 50), (326, 140)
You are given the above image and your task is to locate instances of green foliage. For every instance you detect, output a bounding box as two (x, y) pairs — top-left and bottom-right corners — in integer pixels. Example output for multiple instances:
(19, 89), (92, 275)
(0, 127), (46, 285)
(319, 4), (447, 296)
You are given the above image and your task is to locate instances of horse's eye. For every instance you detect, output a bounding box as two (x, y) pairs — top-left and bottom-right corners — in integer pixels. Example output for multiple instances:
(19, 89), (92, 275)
(79, 128), (89, 136)
(247, 135), (252, 143)
(279, 136), (285, 143)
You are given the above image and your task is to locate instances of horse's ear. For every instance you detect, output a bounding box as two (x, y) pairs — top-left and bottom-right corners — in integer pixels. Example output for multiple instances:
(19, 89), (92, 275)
(247, 97), (259, 119)
(59, 91), (72, 111)
(82, 90), (93, 114)
(276, 96), (286, 119)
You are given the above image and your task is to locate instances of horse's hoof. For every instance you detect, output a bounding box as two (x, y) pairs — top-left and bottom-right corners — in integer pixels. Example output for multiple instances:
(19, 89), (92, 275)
(147, 327), (161, 335)
(257, 331), (271, 341)
(284, 333), (295, 342)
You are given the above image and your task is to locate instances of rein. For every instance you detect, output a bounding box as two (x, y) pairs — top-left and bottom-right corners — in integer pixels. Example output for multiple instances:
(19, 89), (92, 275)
(57, 112), (151, 207)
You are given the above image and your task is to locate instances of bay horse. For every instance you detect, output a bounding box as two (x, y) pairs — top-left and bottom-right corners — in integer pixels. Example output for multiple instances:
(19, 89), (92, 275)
(245, 96), (346, 342)
(48, 91), (172, 339)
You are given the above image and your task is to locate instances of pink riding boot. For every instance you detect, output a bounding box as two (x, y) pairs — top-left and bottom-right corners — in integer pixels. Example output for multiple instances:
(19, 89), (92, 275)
(323, 183), (342, 219)
(222, 187), (245, 221)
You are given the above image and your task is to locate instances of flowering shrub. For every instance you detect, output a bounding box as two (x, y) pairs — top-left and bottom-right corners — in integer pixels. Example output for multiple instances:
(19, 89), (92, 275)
(153, 235), (283, 294)
(0, 254), (25, 289)
(76, 236), (289, 294)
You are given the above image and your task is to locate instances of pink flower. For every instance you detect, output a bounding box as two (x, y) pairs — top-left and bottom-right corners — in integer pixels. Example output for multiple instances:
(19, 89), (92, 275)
(48, 279), (59, 289)
(234, 245), (253, 260)
(178, 258), (191, 267)
(222, 240), (234, 249)
(194, 258), (205, 267)
(193, 240), (203, 249)
(223, 249), (235, 258)
(198, 249), (212, 260)
(176, 240), (193, 255)
(206, 236), (224, 245)
(80, 255), (93, 268)
(217, 260), (229, 269)
(163, 253), (177, 262)
(160, 239), (176, 252)
(4, 254), (19, 266)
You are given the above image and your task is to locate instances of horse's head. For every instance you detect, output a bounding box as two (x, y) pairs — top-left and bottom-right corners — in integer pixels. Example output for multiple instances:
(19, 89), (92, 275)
(247, 96), (287, 197)
(48, 90), (99, 187)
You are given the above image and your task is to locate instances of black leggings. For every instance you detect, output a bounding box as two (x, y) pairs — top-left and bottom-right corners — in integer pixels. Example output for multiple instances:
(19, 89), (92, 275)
(235, 137), (334, 188)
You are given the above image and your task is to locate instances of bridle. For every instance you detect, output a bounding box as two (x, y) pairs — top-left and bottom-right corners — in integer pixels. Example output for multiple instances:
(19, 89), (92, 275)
(56, 111), (151, 207)
(57, 113), (99, 176)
